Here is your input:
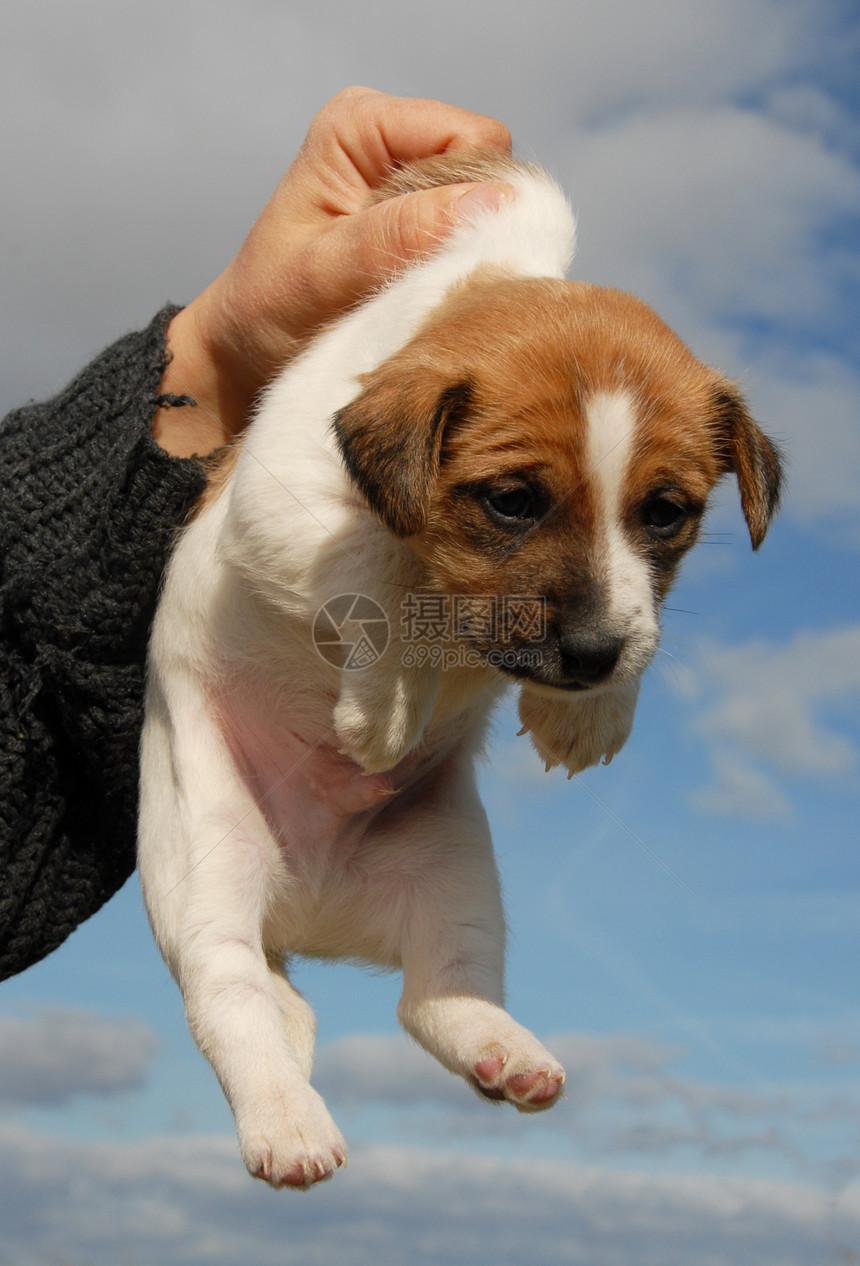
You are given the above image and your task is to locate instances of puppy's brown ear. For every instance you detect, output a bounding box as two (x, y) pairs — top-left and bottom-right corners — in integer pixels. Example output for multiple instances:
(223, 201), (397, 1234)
(333, 366), (472, 537)
(712, 385), (784, 550)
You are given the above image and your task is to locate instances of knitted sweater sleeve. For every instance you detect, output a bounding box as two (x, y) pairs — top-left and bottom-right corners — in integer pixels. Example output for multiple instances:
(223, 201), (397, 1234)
(0, 307), (207, 980)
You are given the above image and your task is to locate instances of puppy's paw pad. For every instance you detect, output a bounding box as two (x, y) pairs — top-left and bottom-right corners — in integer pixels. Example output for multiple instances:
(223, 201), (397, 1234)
(244, 1134), (346, 1190)
(473, 1053), (507, 1084)
(471, 1052), (508, 1100)
(239, 1099), (347, 1190)
(470, 1047), (565, 1113)
(506, 1067), (565, 1109)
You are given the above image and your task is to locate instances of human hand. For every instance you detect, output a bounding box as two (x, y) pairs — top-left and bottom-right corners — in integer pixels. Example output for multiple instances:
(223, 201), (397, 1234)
(155, 86), (511, 456)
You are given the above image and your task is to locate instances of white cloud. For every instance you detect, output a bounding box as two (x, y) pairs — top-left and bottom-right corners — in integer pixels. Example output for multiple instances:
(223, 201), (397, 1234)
(286, 0), (817, 132)
(0, 1020), (857, 1262)
(1, 0), (855, 421)
(764, 83), (860, 151)
(0, 1122), (857, 1266)
(686, 625), (860, 814)
(0, 1007), (158, 1107)
(315, 1032), (464, 1108)
(565, 107), (860, 336)
(749, 353), (860, 524)
(315, 1031), (857, 1189)
(688, 750), (794, 819)
(316, 1030), (689, 1116)
(695, 627), (860, 773)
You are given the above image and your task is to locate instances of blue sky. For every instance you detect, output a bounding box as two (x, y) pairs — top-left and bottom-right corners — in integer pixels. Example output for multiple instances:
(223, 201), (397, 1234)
(1, 1), (858, 1263)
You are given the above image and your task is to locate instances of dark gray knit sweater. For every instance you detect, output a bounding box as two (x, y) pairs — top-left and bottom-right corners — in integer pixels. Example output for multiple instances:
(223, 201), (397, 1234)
(0, 308), (207, 979)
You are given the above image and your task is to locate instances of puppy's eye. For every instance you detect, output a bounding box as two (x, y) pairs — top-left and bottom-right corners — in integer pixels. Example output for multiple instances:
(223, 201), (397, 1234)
(484, 486), (537, 524)
(642, 494), (688, 538)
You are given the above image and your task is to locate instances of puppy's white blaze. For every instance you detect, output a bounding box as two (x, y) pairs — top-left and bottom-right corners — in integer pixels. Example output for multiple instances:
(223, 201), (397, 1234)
(585, 392), (658, 656)
(585, 391), (635, 518)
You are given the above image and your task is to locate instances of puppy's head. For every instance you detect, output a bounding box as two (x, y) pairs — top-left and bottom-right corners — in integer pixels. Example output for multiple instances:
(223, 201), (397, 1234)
(333, 277), (783, 694)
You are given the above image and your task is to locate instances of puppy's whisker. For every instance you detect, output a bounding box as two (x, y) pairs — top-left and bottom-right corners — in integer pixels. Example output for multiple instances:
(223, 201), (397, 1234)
(240, 445), (385, 580)
(648, 652), (685, 692)
(654, 646), (688, 669)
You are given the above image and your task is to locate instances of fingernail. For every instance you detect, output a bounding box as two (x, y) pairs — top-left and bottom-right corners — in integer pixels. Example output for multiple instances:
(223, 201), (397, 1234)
(456, 182), (513, 219)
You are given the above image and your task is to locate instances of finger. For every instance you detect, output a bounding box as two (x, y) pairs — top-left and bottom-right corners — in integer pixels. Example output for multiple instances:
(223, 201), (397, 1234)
(368, 91), (511, 169)
(304, 87), (511, 197)
(311, 179), (513, 309)
(370, 181), (513, 262)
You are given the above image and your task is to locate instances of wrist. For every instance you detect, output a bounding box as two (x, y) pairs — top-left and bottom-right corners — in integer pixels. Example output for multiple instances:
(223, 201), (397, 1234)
(152, 299), (256, 458)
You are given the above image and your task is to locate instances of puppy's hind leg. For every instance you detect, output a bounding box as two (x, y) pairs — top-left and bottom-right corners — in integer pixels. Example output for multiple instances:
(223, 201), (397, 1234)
(164, 817), (345, 1189)
(139, 693), (345, 1190)
(266, 952), (317, 1081)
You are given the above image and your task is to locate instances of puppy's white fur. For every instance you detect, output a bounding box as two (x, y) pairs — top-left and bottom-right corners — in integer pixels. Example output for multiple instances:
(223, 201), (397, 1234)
(138, 159), (780, 1189)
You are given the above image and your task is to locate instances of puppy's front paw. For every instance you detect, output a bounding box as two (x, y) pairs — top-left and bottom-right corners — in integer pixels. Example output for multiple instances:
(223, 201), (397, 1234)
(237, 1088), (347, 1190)
(519, 681), (640, 776)
(333, 696), (413, 774)
(333, 669), (437, 773)
(470, 1045), (566, 1113)
(400, 997), (565, 1115)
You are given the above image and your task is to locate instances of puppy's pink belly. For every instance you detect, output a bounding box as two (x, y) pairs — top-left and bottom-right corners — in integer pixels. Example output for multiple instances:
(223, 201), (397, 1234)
(217, 710), (420, 961)
(212, 689), (456, 962)
(216, 691), (428, 859)
(224, 717), (382, 828)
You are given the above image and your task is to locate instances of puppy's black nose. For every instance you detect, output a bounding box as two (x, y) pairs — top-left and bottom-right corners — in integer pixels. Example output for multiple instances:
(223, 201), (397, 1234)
(557, 630), (623, 685)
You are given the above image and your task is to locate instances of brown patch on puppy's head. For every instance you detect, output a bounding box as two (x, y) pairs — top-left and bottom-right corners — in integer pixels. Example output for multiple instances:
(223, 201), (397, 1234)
(334, 367), (474, 538)
(333, 275), (784, 692)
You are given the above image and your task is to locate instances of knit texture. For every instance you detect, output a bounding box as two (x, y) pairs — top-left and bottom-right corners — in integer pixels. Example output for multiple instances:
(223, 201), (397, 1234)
(0, 308), (207, 979)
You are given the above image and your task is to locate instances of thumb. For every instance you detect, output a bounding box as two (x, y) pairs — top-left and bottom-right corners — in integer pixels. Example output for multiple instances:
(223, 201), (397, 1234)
(352, 180), (513, 279)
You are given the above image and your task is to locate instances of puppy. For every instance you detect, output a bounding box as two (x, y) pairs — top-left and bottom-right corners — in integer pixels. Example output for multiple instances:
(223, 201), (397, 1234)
(138, 153), (782, 1189)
